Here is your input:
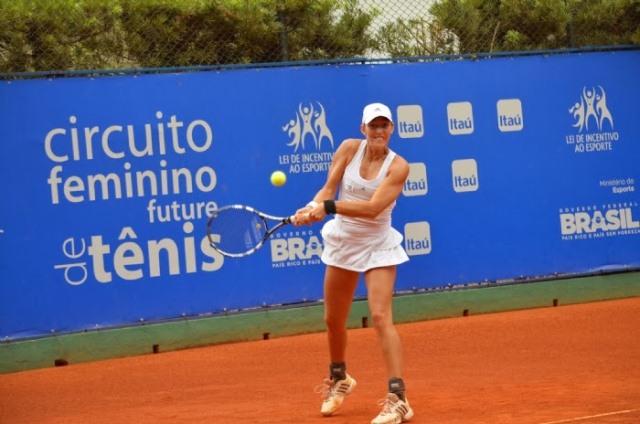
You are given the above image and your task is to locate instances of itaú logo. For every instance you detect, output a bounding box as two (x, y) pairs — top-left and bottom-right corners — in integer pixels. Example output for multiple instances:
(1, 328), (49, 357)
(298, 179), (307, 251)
(560, 208), (639, 235)
(447, 101), (474, 135)
(404, 221), (431, 256)
(452, 159), (478, 193)
(403, 163), (427, 197)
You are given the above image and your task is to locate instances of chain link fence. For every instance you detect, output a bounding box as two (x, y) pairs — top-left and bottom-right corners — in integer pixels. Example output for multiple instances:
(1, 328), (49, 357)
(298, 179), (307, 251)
(1, 0), (638, 76)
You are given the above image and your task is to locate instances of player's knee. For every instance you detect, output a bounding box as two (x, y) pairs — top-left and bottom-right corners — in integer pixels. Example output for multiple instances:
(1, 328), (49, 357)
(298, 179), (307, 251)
(369, 310), (393, 331)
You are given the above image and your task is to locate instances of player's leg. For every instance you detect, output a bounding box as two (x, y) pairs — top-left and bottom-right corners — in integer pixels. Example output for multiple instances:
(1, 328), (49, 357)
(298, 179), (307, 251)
(324, 265), (359, 364)
(365, 266), (403, 380)
(365, 265), (414, 423)
(316, 265), (359, 416)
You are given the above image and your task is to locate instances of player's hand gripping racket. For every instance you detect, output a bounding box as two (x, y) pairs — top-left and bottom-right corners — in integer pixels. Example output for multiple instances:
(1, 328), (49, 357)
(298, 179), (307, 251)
(206, 205), (293, 258)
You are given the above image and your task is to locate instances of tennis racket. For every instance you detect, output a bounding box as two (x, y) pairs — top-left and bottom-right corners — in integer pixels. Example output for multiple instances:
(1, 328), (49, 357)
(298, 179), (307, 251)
(206, 204), (293, 258)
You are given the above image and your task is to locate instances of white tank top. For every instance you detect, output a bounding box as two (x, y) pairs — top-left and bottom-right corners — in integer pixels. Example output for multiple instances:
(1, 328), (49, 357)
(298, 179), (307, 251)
(338, 139), (397, 227)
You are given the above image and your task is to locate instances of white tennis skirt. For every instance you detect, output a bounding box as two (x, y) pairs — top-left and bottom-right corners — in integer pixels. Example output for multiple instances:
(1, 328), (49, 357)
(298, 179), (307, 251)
(321, 217), (409, 272)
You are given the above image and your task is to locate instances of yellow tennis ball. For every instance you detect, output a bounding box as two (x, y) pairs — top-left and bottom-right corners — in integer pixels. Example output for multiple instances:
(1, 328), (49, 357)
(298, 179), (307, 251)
(270, 170), (287, 187)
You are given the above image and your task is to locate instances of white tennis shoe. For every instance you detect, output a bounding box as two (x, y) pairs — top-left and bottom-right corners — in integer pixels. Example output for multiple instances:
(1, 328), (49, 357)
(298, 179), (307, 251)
(371, 393), (414, 424)
(315, 373), (357, 416)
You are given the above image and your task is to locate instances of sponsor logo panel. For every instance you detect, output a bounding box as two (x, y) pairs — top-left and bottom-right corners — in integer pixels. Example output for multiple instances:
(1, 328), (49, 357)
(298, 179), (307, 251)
(565, 86), (619, 153)
(497, 99), (523, 132)
(269, 230), (323, 268)
(559, 202), (639, 241)
(403, 162), (428, 197)
(396, 105), (424, 139)
(404, 221), (432, 256)
(279, 101), (335, 176)
(447, 101), (474, 135)
(452, 159), (479, 193)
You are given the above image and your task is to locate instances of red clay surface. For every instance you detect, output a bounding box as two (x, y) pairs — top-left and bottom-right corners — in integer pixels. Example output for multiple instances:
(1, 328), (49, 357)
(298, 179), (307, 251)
(1, 297), (639, 424)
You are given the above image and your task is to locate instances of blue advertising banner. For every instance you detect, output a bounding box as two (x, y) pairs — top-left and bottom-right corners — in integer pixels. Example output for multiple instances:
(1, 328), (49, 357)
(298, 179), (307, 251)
(1, 50), (639, 339)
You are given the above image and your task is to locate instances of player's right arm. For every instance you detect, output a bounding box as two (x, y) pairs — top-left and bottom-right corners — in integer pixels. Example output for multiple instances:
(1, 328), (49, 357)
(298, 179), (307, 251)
(293, 139), (359, 225)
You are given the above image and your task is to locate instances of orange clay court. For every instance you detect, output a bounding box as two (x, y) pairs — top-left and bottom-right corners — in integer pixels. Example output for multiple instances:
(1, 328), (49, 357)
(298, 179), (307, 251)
(1, 297), (638, 424)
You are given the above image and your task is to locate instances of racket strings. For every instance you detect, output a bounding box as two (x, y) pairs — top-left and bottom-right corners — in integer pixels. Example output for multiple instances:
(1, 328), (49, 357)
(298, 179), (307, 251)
(208, 209), (268, 255)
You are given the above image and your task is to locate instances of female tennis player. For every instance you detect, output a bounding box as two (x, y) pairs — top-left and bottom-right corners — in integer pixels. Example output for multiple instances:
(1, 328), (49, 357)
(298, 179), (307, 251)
(294, 103), (414, 424)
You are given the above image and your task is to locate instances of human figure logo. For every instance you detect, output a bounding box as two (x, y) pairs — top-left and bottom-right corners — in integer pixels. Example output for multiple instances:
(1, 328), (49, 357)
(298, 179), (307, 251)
(278, 102), (335, 175)
(569, 86), (614, 133)
(565, 86), (619, 153)
(282, 102), (334, 152)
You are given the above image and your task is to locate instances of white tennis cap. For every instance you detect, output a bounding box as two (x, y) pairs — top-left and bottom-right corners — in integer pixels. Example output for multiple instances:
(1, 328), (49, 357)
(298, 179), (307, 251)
(362, 103), (393, 124)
